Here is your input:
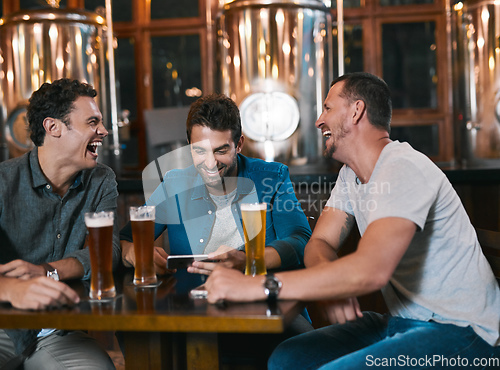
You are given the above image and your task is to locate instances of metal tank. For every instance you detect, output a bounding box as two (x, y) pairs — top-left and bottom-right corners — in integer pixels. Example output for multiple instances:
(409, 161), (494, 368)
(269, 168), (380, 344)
(451, 0), (500, 167)
(0, 7), (119, 167)
(217, 0), (332, 165)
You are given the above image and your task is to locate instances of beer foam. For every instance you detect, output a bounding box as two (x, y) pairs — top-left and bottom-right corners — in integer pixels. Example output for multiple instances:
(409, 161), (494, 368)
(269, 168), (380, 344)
(85, 217), (114, 228)
(130, 215), (155, 221)
(240, 203), (267, 211)
(129, 206), (155, 221)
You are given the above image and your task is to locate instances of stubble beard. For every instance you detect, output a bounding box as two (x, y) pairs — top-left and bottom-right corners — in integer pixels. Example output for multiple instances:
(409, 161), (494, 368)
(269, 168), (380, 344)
(323, 123), (349, 159)
(200, 156), (238, 192)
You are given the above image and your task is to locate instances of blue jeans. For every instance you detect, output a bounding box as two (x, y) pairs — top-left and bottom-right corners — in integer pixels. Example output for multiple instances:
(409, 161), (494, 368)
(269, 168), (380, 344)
(268, 312), (500, 369)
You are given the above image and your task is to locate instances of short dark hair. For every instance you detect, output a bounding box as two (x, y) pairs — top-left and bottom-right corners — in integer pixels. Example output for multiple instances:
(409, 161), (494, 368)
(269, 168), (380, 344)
(186, 94), (242, 145)
(27, 78), (97, 146)
(331, 72), (392, 133)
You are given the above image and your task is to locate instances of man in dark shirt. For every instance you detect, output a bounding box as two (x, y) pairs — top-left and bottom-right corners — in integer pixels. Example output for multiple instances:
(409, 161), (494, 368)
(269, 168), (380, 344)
(0, 79), (119, 369)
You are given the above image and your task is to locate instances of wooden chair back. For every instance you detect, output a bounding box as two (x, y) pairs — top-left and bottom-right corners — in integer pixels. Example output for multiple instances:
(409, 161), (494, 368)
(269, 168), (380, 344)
(475, 228), (500, 283)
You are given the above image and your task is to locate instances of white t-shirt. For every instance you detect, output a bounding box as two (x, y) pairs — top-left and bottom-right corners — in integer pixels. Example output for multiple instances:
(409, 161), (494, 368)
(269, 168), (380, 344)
(326, 141), (500, 346)
(204, 188), (244, 254)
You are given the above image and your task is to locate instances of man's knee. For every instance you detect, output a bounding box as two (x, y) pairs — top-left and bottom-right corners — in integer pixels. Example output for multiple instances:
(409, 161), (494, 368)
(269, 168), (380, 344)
(24, 331), (115, 370)
(268, 334), (308, 370)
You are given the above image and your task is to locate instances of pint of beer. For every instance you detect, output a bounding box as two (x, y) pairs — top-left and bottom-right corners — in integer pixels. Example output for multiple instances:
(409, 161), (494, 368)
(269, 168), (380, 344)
(241, 203), (267, 276)
(130, 206), (157, 286)
(84, 211), (116, 300)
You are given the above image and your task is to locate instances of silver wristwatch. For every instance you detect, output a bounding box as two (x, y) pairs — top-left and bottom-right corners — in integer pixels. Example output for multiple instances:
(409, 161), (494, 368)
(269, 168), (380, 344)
(42, 263), (60, 281)
(263, 273), (282, 303)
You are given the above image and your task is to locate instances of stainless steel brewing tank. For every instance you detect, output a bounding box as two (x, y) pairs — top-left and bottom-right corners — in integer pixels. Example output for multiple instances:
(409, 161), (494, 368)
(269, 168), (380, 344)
(451, 0), (500, 167)
(0, 8), (109, 160)
(217, 0), (332, 165)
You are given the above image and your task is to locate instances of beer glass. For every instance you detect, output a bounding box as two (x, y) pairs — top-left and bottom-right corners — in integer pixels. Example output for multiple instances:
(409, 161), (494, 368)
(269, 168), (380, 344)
(84, 211), (116, 300)
(241, 203), (267, 276)
(130, 206), (157, 286)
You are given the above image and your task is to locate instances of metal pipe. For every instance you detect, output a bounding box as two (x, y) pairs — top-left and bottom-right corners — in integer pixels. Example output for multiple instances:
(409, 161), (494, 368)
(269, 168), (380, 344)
(337, 0), (344, 76)
(105, 0), (120, 158)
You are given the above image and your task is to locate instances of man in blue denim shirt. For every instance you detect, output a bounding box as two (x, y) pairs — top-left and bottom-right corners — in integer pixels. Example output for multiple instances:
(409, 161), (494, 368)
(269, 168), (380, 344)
(120, 94), (311, 275)
(0, 79), (118, 369)
(120, 93), (313, 367)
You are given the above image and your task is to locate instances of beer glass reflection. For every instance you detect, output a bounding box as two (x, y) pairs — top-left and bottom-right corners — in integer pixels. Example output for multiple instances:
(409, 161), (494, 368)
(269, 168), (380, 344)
(130, 206), (157, 286)
(135, 287), (157, 313)
(84, 211), (116, 300)
(241, 203), (267, 276)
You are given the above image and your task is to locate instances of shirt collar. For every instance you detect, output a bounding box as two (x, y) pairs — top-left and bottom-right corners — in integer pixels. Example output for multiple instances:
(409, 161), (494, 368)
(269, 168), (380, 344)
(29, 147), (83, 190)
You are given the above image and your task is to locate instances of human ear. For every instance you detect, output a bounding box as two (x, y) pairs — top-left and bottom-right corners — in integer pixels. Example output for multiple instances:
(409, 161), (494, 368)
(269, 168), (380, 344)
(42, 117), (62, 138)
(352, 100), (366, 125)
(236, 135), (244, 153)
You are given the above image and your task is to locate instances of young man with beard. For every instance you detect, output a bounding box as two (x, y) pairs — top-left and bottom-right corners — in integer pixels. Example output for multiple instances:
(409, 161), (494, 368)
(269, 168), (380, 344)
(0, 79), (120, 368)
(119, 93), (312, 275)
(119, 93), (313, 367)
(204, 72), (500, 369)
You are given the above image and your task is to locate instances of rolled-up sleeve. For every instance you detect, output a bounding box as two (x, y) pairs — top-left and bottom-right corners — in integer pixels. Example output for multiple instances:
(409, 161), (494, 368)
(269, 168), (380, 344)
(266, 167), (311, 270)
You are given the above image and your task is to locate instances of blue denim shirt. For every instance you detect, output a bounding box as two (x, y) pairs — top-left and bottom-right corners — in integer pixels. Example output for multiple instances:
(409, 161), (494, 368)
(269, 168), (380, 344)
(121, 154), (311, 270)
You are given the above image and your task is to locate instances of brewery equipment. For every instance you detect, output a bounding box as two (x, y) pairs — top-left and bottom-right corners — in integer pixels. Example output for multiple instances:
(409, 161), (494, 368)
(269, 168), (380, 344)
(217, 0), (332, 165)
(451, 0), (500, 167)
(0, 6), (121, 170)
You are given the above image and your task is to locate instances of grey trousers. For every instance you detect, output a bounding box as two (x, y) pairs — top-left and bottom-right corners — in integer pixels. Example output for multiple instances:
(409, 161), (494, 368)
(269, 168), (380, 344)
(0, 329), (115, 370)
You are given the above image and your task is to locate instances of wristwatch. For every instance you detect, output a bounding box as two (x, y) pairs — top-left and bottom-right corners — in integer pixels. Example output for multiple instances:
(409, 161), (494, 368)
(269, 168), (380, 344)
(263, 273), (282, 303)
(42, 263), (60, 281)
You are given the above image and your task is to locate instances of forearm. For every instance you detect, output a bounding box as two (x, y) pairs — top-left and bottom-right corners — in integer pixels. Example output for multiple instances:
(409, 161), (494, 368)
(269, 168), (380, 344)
(264, 247), (281, 270)
(278, 254), (382, 302)
(304, 237), (339, 268)
(0, 276), (16, 302)
(49, 257), (84, 280)
(280, 218), (416, 302)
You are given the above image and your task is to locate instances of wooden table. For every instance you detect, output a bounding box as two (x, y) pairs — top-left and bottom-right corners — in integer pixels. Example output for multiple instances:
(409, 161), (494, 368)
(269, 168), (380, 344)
(0, 269), (305, 370)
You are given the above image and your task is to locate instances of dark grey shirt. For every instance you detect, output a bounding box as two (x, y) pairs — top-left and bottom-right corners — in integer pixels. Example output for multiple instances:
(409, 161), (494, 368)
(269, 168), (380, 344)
(0, 147), (120, 279)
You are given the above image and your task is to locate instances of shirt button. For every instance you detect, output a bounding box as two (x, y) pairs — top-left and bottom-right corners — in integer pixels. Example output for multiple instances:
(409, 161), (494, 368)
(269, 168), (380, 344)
(208, 210), (212, 214)
(46, 185), (51, 190)
(56, 233), (61, 239)
(200, 239), (204, 243)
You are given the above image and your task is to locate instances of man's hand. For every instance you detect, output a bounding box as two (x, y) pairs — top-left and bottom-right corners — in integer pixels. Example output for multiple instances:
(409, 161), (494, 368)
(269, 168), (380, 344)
(121, 240), (136, 267)
(0, 260), (46, 280)
(2, 276), (80, 310)
(205, 266), (265, 303)
(315, 297), (363, 324)
(154, 247), (175, 275)
(188, 245), (246, 275)
(121, 240), (174, 275)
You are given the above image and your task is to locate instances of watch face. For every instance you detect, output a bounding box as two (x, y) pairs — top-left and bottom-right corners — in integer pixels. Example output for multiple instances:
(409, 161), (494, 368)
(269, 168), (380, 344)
(265, 277), (280, 290)
(264, 274), (282, 297)
(47, 270), (60, 281)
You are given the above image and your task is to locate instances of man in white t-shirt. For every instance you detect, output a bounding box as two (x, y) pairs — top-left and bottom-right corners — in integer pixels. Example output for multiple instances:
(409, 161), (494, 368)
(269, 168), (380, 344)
(205, 72), (500, 369)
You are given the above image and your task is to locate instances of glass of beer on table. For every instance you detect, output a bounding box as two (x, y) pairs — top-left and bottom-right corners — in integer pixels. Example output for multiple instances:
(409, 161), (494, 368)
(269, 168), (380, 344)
(130, 206), (157, 286)
(241, 203), (267, 276)
(84, 211), (116, 300)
